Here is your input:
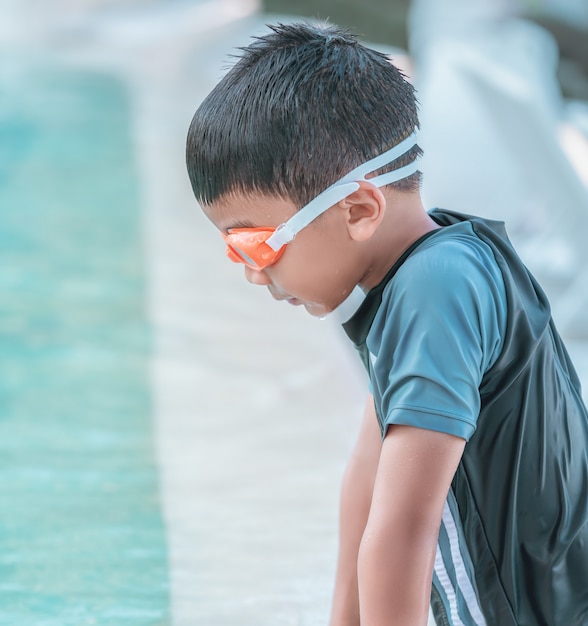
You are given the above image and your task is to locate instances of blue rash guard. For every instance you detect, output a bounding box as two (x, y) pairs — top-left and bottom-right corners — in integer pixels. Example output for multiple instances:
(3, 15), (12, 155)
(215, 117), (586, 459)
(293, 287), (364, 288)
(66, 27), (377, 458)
(368, 220), (507, 441)
(343, 209), (588, 626)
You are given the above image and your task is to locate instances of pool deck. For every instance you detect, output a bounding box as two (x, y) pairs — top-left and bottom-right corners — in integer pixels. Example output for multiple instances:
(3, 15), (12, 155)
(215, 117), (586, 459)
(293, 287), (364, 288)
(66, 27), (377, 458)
(2, 2), (587, 625)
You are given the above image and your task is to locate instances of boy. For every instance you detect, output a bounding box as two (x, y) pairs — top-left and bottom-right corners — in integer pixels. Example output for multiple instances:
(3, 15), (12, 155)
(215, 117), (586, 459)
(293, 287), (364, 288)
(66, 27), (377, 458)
(185, 22), (588, 626)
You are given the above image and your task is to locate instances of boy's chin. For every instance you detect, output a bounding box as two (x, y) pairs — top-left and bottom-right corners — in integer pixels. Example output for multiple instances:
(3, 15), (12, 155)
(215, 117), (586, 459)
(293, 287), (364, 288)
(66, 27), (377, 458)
(303, 301), (333, 319)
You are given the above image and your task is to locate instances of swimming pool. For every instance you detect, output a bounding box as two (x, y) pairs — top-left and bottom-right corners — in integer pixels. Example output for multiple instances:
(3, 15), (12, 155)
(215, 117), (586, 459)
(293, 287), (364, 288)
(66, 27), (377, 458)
(0, 64), (170, 625)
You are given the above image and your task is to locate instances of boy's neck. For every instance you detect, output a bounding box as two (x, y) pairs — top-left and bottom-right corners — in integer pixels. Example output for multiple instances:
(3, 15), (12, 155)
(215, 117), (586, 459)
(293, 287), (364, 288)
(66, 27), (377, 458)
(359, 192), (440, 292)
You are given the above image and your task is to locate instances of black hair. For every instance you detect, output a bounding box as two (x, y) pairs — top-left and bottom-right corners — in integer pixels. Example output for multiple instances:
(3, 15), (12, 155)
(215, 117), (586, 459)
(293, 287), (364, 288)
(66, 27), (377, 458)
(186, 22), (422, 208)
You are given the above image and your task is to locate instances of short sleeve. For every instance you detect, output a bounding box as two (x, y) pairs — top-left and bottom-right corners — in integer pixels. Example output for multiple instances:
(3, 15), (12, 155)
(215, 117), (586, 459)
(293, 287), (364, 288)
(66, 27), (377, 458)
(367, 233), (506, 440)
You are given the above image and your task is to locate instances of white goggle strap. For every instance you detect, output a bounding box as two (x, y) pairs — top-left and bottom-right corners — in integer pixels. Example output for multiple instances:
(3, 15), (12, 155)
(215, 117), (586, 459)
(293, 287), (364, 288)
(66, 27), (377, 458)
(266, 181), (360, 251)
(338, 131), (419, 184)
(266, 131), (420, 251)
(367, 156), (421, 187)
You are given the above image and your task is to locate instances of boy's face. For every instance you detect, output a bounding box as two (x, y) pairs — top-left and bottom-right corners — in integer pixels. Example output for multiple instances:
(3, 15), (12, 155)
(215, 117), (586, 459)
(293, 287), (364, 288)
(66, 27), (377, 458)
(203, 192), (366, 318)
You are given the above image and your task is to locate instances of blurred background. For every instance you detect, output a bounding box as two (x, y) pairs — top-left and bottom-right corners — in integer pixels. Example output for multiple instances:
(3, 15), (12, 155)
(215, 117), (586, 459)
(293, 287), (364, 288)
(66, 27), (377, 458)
(0, 1), (586, 625)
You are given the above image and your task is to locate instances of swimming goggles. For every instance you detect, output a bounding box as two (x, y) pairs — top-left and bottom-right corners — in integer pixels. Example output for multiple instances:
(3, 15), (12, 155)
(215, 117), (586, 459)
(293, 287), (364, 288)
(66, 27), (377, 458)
(222, 131), (420, 270)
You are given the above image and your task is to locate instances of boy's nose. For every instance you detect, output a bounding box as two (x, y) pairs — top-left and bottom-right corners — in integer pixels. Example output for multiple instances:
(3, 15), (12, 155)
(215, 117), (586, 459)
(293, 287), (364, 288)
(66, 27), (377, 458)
(244, 265), (272, 286)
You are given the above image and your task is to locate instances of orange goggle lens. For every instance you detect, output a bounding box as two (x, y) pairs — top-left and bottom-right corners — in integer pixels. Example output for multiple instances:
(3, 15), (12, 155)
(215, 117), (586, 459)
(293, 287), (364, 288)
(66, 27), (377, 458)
(222, 227), (285, 270)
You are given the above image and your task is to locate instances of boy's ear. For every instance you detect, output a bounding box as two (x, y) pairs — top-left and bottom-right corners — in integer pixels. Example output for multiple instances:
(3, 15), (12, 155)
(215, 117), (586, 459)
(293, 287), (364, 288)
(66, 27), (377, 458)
(338, 182), (386, 242)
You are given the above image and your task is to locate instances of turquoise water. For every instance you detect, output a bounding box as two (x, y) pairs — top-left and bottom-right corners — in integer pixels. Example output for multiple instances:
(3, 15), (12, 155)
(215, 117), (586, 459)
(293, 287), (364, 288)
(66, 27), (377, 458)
(0, 67), (170, 624)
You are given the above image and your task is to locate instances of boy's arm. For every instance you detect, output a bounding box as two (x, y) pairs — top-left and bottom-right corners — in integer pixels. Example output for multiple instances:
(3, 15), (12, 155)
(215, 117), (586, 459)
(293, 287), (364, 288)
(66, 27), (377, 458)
(329, 395), (382, 626)
(358, 424), (465, 626)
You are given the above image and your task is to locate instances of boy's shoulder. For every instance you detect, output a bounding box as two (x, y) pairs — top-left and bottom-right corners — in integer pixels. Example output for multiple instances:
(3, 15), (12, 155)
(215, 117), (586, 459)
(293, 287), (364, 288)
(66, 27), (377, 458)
(343, 210), (508, 348)
(390, 214), (503, 293)
(344, 209), (507, 354)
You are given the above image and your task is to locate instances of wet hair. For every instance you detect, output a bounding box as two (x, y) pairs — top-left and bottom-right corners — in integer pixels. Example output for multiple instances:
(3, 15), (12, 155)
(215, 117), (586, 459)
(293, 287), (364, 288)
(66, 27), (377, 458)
(186, 22), (422, 208)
